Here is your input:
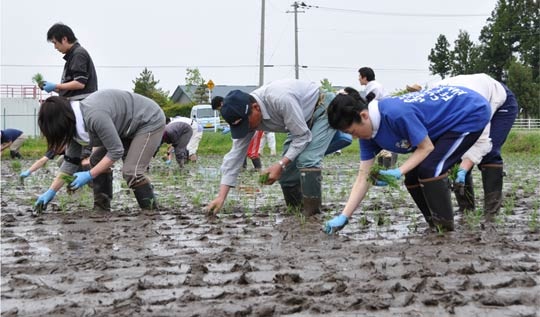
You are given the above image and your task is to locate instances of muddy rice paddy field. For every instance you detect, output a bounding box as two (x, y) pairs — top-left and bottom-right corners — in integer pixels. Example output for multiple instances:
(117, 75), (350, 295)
(1, 153), (539, 316)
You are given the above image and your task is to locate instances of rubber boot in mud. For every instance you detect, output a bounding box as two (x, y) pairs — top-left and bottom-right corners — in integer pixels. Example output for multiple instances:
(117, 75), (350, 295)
(453, 171), (475, 214)
(251, 157), (262, 170)
(420, 175), (455, 232)
(406, 184), (434, 228)
(93, 171), (113, 212)
(10, 151), (23, 159)
(133, 182), (158, 210)
(281, 184), (302, 211)
(300, 168), (322, 216)
(480, 164), (504, 221)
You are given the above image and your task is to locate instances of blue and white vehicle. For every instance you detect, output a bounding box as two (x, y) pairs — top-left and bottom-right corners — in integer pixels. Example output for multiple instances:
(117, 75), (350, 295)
(190, 104), (220, 131)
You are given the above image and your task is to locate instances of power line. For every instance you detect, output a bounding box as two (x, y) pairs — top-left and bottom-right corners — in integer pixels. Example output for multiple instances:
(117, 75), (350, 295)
(297, 3), (491, 17)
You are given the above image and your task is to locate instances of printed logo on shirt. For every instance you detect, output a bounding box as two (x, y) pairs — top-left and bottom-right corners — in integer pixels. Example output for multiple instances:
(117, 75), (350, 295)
(398, 86), (468, 103)
(395, 139), (411, 150)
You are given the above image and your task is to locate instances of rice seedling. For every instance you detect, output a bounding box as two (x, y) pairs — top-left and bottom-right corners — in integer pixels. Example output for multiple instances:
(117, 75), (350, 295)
(463, 208), (483, 230)
(11, 160), (21, 172)
(368, 165), (399, 189)
(32, 73), (45, 88)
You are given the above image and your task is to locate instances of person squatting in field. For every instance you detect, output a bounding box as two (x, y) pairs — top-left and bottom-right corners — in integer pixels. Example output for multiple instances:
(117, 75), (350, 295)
(1, 129), (26, 159)
(324, 85), (491, 234)
(160, 119), (193, 169)
(429, 73), (518, 221)
(34, 89), (165, 212)
(206, 79), (351, 216)
(168, 116), (204, 163)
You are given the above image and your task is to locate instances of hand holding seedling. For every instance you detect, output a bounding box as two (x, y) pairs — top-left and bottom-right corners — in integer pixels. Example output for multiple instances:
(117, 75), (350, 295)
(42, 81), (57, 93)
(369, 166), (401, 188)
(456, 168), (467, 183)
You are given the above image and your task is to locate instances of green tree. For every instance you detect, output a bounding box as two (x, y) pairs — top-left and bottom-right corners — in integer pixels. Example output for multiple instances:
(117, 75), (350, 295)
(451, 30), (479, 76)
(506, 60), (540, 118)
(428, 34), (452, 79)
(132, 67), (171, 108)
(185, 67), (209, 104)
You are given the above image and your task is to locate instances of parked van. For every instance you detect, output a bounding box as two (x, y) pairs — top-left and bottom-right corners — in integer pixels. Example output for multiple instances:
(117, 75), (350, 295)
(190, 104), (220, 131)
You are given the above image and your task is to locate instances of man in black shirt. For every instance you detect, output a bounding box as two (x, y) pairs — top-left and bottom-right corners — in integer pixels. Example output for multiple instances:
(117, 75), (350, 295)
(42, 23), (98, 100)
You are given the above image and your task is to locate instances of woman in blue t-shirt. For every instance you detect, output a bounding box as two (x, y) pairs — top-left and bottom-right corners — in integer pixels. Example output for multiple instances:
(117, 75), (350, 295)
(324, 86), (491, 233)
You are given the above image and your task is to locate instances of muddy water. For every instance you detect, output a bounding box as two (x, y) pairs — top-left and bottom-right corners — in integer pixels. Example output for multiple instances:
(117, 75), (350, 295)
(1, 154), (539, 316)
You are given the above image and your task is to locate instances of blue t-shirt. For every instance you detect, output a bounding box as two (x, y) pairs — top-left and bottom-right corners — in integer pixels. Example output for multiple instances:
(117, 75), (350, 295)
(360, 86), (491, 160)
(1, 129), (23, 144)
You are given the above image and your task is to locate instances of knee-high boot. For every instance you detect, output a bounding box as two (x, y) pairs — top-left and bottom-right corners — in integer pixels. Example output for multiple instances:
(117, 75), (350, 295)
(480, 164), (504, 221)
(132, 181), (158, 210)
(420, 175), (455, 231)
(300, 168), (322, 216)
(93, 171), (113, 211)
(406, 184), (434, 227)
(454, 171), (475, 213)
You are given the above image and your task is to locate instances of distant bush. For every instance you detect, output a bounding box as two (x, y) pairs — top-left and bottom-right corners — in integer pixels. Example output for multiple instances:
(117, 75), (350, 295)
(162, 103), (193, 118)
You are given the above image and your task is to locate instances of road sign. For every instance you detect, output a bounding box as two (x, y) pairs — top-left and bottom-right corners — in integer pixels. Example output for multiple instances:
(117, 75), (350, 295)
(207, 80), (215, 90)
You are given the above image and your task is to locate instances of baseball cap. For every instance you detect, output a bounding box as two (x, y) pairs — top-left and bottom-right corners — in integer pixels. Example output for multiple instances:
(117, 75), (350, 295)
(221, 90), (251, 139)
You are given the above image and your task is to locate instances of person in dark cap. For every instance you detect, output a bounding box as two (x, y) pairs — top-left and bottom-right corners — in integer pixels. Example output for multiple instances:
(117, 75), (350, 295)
(212, 95), (263, 170)
(205, 79), (348, 216)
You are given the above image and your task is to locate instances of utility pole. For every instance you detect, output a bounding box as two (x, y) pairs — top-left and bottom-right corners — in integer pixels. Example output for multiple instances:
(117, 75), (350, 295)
(259, 0), (265, 86)
(287, 2), (304, 79)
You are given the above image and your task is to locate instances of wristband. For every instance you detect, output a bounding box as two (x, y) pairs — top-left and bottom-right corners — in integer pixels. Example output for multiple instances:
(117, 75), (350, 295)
(278, 160), (286, 170)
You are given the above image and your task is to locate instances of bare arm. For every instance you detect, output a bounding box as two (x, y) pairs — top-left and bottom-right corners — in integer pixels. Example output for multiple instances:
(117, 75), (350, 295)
(397, 136), (434, 175)
(341, 158), (374, 218)
(28, 156), (50, 173)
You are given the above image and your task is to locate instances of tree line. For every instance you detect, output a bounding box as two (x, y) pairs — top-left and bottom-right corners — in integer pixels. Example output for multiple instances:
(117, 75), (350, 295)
(428, 0), (539, 118)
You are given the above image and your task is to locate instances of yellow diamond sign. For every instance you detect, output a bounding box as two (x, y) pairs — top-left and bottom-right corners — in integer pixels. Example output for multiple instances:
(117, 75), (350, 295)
(207, 80), (215, 91)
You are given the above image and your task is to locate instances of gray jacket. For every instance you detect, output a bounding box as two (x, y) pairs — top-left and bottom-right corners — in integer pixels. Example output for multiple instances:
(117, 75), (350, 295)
(61, 89), (165, 174)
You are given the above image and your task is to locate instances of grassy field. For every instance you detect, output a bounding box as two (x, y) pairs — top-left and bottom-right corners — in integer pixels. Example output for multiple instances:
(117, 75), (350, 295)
(5, 130), (540, 160)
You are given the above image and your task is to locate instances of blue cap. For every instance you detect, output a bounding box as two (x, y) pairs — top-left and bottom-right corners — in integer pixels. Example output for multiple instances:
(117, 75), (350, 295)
(221, 90), (251, 139)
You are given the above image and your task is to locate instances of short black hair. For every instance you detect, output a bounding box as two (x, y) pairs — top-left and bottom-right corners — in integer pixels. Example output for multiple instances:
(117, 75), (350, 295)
(47, 23), (77, 43)
(327, 87), (368, 131)
(358, 67), (375, 82)
(38, 96), (76, 153)
(211, 96), (224, 110)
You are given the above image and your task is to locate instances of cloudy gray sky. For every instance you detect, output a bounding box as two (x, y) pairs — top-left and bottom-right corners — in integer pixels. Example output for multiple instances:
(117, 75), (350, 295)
(1, 0), (498, 96)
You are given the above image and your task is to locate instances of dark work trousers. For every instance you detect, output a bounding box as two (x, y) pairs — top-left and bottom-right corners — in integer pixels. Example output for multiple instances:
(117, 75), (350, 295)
(479, 84), (518, 165)
(404, 130), (483, 186)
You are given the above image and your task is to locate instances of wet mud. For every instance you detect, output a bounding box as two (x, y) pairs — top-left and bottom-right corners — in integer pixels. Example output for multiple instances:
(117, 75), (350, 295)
(1, 154), (539, 316)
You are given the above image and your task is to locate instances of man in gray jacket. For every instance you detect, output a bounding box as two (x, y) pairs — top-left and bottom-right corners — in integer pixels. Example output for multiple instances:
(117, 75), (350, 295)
(206, 79), (338, 216)
(35, 90), (165, 211)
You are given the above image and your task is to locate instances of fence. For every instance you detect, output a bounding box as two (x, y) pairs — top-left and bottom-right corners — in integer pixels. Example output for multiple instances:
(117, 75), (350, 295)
(511, 118), (540, 130)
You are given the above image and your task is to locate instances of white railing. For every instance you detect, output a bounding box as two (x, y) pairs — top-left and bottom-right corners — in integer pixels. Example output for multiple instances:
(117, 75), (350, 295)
(512, 118), (540, 130)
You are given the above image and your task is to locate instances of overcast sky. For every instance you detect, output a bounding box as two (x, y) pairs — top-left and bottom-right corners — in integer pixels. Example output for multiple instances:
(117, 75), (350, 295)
(1, 0), (498, 96)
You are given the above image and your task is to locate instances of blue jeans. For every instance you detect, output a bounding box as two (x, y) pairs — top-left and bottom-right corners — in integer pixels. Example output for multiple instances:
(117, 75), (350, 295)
(279, 90), (336, 187)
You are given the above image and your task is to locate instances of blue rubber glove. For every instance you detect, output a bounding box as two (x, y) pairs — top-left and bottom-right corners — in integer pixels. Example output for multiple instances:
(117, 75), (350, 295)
(165, 159), (171, 165)
(456, 168), (467, 184)
(43, 81), (57, 93)
(324, 214), (349, 234)
(20, 170), (32, 179)
(69, 171), (93, 190)
(222, 126), (231, 134)
(374, 180), (388, 186)
(35, 189), (57, 206)
(379, 168), (402, 180)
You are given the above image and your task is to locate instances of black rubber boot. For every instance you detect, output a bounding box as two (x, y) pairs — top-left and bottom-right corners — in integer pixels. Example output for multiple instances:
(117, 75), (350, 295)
(242, 158), (248, 169)
(93, 172), (113, 212)
(453, 171), (475, 213)
(133, 182), (158, 210)
(406, 184), (434, 228)
(251, 157), (262, 170)
(480, 164), (504, 221)
(420, 175), (455, 231)
(281, 184), (302, 210)
(300, 168), (322, 216)
(10, 151), (23, 159)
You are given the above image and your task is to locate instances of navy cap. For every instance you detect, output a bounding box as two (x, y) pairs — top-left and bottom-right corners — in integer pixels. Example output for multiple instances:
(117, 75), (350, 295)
(221, 90), (251, 139)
